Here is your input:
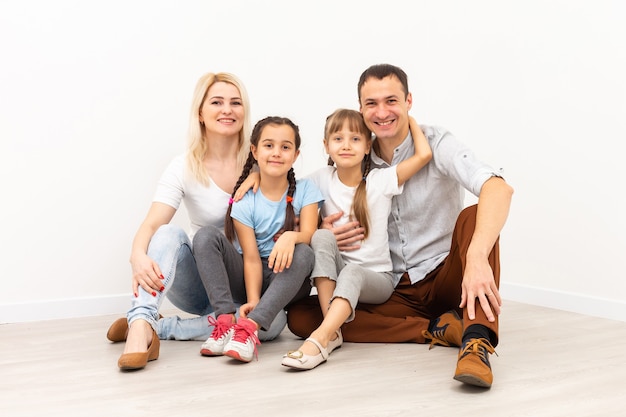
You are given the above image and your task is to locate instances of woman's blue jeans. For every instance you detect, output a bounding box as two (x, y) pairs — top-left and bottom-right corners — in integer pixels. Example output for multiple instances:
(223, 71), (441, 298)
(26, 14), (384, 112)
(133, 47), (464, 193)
(125, 224), (285, 341)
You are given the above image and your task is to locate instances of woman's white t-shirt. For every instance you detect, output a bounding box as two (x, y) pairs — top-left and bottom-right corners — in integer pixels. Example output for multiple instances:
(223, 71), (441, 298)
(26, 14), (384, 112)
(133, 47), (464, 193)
(153, 154), (232, 240)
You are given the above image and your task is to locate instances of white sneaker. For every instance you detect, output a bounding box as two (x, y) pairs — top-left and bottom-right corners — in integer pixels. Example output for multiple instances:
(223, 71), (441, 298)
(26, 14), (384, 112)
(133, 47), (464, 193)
(223, 317), (260, 362)
(200, 314), (235, 356)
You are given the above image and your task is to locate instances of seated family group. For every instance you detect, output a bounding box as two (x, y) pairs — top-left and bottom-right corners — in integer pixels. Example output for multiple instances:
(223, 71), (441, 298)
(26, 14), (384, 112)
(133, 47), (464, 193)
(106, 64), (513, 389)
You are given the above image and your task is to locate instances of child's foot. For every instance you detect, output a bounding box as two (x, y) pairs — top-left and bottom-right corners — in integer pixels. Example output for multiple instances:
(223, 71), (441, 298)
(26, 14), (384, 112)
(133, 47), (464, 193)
(282, 337), (328, 370)
(200, 314), (235, 356)
(298, 329), (342, 355)
(281, 329), (342, 371)
(223, 317), (260, 362)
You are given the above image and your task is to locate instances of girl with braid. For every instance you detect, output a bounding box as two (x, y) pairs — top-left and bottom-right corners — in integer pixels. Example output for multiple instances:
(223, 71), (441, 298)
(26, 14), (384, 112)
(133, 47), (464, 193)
(198, 116), (323, 363)
(282, 109), (431, 370)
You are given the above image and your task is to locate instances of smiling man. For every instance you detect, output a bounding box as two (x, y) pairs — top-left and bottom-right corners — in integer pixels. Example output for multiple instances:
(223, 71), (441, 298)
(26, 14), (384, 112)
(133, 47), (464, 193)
(286, 63), (514, 389)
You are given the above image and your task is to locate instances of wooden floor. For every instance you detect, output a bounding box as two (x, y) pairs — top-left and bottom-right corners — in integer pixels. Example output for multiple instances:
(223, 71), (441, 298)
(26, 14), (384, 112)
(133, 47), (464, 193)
(1, 301), (625, 417)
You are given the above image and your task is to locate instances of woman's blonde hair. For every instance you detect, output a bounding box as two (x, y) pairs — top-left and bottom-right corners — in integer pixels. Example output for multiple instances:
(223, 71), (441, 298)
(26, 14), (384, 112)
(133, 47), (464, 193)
(186, 72), (251, 186)
(324, 109), (373, 239)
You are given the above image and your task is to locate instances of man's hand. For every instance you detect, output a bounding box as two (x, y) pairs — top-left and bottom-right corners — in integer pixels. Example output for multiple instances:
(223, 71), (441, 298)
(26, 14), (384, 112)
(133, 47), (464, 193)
(320, 211), (365, 251)
(459, 257), (502, 322)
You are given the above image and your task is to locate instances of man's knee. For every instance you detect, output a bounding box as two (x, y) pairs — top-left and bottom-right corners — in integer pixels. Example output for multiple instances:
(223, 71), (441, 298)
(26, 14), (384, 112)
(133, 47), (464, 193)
(286, 296), (322, 338)
(458, 204), (477, 223)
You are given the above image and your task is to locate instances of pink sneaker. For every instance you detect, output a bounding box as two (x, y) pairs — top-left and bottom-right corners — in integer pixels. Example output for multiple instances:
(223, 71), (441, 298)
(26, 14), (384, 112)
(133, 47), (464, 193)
(200, 314), (235, 356)
(223, 317), (260, 362)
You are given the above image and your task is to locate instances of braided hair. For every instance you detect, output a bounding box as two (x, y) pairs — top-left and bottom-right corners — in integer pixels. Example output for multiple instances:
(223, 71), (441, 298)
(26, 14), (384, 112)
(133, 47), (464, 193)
(224, 116), (301, 242)
(323, 109), (373, 239)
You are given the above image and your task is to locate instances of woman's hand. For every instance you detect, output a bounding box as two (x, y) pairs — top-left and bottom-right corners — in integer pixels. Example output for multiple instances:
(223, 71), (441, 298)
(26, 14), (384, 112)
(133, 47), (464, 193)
(233, 172), (260, 202)
(130, 252), (164, 297)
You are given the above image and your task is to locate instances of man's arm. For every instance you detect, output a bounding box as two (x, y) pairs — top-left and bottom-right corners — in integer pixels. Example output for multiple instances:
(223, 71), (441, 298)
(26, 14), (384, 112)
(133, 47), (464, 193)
(460, 176), (514, 321)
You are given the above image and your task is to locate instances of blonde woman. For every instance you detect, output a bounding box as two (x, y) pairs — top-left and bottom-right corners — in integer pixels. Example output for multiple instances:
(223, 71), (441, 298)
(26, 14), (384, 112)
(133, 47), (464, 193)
(106, 72), (286, 371)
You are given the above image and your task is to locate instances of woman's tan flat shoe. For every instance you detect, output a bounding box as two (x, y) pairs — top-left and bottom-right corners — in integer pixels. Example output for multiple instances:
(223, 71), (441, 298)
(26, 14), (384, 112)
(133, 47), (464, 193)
(106, 317), (128, 342)
(107, 315), (162, 343)
(117, 330), (160, 371)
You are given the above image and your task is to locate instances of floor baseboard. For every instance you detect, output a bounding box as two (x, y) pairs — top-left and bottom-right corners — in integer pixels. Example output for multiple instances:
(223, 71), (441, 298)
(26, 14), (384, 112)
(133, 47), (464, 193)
(0, 294), (177, 324)
(500, 282), (626, 322)
(2, 284), (624, 324)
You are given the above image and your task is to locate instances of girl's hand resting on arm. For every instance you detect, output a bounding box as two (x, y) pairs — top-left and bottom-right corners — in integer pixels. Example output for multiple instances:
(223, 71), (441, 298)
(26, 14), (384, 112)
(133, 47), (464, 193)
(269, 231), (298, 273)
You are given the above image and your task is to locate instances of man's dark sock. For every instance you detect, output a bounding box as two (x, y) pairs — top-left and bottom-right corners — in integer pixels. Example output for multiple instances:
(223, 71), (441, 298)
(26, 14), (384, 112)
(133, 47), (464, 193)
(462, 324), (491, 344)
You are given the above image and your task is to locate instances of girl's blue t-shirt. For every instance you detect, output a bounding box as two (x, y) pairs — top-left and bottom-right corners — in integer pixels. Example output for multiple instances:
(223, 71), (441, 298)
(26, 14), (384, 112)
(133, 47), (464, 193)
(230, 178), (324, 257)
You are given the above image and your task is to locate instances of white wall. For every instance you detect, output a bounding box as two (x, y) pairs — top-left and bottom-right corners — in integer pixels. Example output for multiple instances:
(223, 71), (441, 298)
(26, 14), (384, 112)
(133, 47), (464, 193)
(1, 0), (625, 323)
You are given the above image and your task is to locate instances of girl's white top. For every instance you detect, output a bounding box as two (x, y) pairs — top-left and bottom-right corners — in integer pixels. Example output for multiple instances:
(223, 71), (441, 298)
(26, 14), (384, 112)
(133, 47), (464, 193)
(307, 165), (403, 283)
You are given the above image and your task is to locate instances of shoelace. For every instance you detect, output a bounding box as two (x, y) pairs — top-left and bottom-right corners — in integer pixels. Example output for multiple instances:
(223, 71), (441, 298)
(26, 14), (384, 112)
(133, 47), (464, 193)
(231, 322), (261, 359)
(207, 316), (233, 340)
(459, 338), (498, 360)
(423, 328), (452, 350)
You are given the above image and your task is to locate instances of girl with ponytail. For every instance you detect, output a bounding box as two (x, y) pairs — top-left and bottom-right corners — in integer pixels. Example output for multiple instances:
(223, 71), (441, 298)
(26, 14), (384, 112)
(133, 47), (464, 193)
(282, 109), (431, 370)
(199, 116), (323, 363)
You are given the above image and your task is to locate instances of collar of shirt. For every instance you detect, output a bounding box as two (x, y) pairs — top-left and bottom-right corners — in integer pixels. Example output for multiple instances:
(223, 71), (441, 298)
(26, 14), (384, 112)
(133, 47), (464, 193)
(370, 131), (414, 167)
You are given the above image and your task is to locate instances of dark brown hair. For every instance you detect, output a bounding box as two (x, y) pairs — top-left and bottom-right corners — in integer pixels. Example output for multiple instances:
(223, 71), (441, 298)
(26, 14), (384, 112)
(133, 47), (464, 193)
(357, 64), (409, 103)
(224, 116), (302, 242)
